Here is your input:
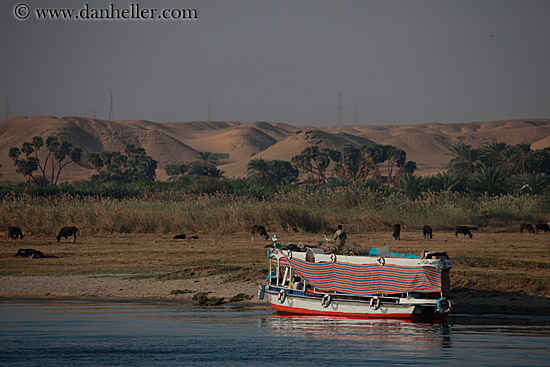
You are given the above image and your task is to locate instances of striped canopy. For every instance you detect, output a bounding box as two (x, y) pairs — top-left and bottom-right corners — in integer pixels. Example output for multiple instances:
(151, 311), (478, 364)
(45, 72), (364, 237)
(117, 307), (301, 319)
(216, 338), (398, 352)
(281, 256), (449, 296)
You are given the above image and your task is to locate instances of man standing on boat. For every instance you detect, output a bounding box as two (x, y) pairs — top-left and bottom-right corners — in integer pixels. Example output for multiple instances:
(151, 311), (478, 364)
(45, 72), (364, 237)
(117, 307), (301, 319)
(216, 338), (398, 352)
(334, 224), (347, 250)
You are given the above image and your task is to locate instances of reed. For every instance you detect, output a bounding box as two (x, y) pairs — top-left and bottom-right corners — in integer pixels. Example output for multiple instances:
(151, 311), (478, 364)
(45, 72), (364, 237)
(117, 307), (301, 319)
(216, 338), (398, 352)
(0, 189), (547, 235)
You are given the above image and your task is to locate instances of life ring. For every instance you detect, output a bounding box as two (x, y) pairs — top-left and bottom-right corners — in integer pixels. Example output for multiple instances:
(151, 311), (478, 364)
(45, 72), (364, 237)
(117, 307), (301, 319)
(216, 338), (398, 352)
(278, 289), (286, 304)
(321, 294), (332, 308)
(370, 296), (381, 310)
(377, 257), (385, 266)
(330, 254), (337, 263)
(258, 285), (265, 300)
(436, 297), (451, 313)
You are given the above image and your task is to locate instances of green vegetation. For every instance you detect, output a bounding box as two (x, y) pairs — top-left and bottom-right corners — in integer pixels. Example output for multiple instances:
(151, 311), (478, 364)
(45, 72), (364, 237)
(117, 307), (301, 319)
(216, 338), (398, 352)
(0, 188), (548, 235)
(1, 138), (549, 235)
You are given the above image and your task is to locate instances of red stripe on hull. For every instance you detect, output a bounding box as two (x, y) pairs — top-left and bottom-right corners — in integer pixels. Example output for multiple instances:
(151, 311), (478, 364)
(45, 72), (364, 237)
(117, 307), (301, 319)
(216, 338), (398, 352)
(270, 302), (415, 319)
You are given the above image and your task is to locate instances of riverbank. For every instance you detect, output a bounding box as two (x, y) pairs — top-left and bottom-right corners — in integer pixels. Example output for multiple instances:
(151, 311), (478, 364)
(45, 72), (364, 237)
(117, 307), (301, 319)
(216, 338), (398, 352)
(1, 231), (549, 315)
(1, 274), (549, 316)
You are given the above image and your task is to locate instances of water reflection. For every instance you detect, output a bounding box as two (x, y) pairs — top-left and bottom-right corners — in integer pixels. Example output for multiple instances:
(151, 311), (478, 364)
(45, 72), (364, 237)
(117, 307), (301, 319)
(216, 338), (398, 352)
(260, 313), (452, 349)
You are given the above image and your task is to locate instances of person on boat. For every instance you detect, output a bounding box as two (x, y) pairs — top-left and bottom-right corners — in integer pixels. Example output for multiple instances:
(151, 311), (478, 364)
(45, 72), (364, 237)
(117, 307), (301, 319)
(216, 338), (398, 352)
(292, 276), (304, 291)
(334, 224), (347, 250)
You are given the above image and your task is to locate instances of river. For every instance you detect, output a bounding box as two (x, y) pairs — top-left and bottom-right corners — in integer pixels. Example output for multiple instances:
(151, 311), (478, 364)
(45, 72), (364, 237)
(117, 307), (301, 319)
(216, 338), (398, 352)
(0, 301), (549, 366)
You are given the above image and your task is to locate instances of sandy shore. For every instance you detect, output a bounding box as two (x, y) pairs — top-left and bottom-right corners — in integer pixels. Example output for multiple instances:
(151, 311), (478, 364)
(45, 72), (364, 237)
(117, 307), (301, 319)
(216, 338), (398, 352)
(0, 274), (260, 304)
(1, 274), (549, 316)
(1, 232), (549, 316)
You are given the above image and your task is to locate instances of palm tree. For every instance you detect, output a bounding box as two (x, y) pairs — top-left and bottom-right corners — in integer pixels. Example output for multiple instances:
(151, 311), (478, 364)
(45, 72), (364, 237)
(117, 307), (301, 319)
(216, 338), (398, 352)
(447, 143), (482, 178)
(472, 165), (505, 195)
(247, 158), (276, 186)
(400, 174), (426, 199)
(197, 151), (217, 167)
(428, 172), (459, 192)
(508, 143), (536, 175)
(507, 173), (550, 195)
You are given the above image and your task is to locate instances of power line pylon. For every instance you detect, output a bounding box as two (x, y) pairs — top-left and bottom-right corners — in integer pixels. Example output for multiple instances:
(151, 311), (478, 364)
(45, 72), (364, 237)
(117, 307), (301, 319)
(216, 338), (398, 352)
(337, 90), (342, 126)
(109, 91), (115, 121)
(5, 95), (9, 120)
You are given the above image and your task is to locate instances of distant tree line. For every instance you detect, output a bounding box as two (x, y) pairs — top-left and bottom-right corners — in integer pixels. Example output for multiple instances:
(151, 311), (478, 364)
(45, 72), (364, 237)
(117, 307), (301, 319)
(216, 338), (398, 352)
(3, 136), (550, 199)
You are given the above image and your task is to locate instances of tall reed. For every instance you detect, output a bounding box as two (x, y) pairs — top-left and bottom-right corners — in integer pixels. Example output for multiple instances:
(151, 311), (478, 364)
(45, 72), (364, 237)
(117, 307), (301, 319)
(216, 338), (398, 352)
(0, 189), (547, 235)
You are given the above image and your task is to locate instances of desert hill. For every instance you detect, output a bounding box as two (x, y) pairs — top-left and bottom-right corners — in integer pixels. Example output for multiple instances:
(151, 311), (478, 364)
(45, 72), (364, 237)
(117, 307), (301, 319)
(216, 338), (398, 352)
(0, 116), (549, 183)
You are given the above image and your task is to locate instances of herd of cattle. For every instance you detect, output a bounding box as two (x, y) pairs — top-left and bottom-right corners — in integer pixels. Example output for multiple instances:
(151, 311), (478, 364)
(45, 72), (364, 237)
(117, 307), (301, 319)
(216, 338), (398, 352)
(251, 221), (549, 243)
(8, 225), (78, 242)
(6, 221), (550, 258)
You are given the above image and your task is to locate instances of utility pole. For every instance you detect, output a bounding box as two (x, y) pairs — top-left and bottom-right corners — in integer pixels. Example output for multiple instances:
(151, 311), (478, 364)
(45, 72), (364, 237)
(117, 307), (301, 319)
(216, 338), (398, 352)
(93, 107), (97, 119)
(207, 99), (212, 121)
(108, 91), (115, 121)
(337, 90), (342, 126)
(5, 95), (9, 120)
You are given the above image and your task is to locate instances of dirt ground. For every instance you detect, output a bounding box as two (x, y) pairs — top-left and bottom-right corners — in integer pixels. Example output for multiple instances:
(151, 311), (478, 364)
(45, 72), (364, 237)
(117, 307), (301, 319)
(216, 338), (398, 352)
(1, 229), (549, 315)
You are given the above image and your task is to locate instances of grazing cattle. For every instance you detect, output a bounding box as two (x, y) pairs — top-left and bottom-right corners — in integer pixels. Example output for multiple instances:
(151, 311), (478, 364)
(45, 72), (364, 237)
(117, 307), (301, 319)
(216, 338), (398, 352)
(251, 225), (269, 240)
(423, 226), (433, 239)
(392, 224), (401, 240)
(536, 223), (550, 233)
(455, 226), (473, 238)
(189, 235), (199, 239)
(173, 234), (187, 239)
(8, 226), (24, 240)
(520, 223), (535, 234)
(15, 248), (44, 259)
(56, 226), (78, 243)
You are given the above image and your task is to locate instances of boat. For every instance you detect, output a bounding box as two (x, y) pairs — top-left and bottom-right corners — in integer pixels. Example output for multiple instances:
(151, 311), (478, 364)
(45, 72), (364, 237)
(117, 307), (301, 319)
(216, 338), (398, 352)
(258, 246), (453, 319)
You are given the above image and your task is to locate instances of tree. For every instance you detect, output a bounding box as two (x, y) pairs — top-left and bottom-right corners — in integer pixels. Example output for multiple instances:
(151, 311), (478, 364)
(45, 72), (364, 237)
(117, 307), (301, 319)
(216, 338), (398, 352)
(88, 145), (157, 184)
(427, 172), (459, 192)
(507, 173), (550, 195)
(9, 135), (82, 185)
(360, 144), (388, 180)
(197, 151), (217, 167)
(270, 160), (299, 185)
(508, 143), (536, 175)
(386, 146), (407, 185)
(400, 174), (426, 199)
(334, 144), (361, 181)
(247, 158), (298, 186)
(87, 153), (104, 173)
(247, 158), (277, 187)
(472, 165), (505, 195)
(291, 146), (340, 184)
(447, 143), (482, 179)
(165, 163), (189, 184)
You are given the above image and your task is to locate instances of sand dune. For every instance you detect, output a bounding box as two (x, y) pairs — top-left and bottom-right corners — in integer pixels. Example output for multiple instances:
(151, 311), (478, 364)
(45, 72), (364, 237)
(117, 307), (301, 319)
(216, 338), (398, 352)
(0, 116), (548, 182)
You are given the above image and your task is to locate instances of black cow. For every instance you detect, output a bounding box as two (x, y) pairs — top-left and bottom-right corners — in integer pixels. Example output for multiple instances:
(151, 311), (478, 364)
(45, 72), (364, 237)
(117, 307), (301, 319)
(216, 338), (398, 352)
(56, 226), (78, 243)
(8, 226), (24, 240)
(423, 226), (433, 239)
(173, 234), (187, 239)
(536, 223), (550, 233)
(251, 225), (268, 240)
(455, 226), (473, 238)
(15, 248), (44, 259)
(392, 224), (401, 240)
(520, 223), (535, 234)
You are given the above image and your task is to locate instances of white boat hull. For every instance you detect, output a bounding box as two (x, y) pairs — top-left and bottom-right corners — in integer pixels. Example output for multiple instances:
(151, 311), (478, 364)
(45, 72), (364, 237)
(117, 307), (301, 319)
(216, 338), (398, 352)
(266, 290), (423, 318)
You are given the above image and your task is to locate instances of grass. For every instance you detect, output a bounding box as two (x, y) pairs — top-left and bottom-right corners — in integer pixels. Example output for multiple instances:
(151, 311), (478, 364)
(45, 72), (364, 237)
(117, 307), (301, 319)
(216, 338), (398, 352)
(1, 190), (548, 236)
(1, 230), (549, 298)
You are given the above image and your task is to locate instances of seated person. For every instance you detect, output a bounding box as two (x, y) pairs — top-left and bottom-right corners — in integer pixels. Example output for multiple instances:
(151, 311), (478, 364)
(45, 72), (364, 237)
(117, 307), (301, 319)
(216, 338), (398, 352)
(292, 276), (304, 291)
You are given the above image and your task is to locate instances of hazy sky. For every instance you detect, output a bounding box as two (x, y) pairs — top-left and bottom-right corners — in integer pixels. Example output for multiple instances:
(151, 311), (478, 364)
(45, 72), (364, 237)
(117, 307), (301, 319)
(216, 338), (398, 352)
(1, 0), (549, 125)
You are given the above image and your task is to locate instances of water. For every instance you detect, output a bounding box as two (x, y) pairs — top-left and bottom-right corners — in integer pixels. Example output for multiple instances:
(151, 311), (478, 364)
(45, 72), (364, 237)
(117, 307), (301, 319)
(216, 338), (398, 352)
(0, 301), (549, 366)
